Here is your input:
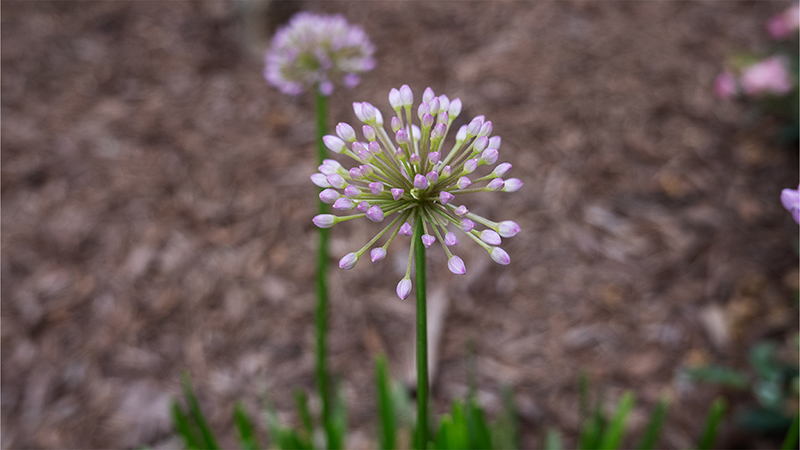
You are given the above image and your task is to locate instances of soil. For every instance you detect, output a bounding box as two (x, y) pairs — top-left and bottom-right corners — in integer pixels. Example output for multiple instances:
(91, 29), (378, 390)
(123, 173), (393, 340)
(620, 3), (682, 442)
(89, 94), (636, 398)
(2, 1), (798, 449)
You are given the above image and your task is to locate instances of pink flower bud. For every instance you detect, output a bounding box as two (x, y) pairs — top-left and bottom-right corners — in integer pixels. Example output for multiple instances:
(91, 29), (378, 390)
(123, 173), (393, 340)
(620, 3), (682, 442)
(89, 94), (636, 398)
(492, 163), (512, 177)
(461, 219), (475, 232)
(352, 102), (365, 121)
(349, 167), (363, 180)
(339, 252), (358, 270)
(368, 141), (382, 154)
(395, 129), (409, 144)
(463, 159), (478, 174)
(466, 117), (483, 136)
(447, 255), (466, 275)
(457, 177), (472, 189)
(454, 205), (469, 217)
(479, 121), (492, 137)
(438, 95), (450, 112)
(313, 214), (336, 228)
(399, 84), (413, 106)
(327, 173), (347, 189)
(323, 135), (346, 153)
(311, 173), (331, 188)
(455, 125), (468, 142)
(422, 87), (435, 103)
(409, 153), (421, 164)
(366, 205), (385, 222)
(399, 222), (413, 236)
(480, 229), (502, 245)
(481, 149), (499, 165)
(391, 188), (404, 201)
(426, 171), (439, 185)
(421, 234), (435, 249)
(444, 232), (459, 246)
(490, 247), (510, 265)
(319, 189), (339, 204)
(359, 165), (374, 178)
(441, 165), (452, 177)
(781, 185), (800, 224)
(421, 113), (434, 128)
(429, 97), (440, 115)
(440, 191), (455, 205)
(473, 136), (489, 153)
(344, 185), (361, 198)
(357, 200), (370, 212)
(391, 116), (402, 133)
(396, 278), (412, 299)
(497, 221), (521, 238)
(428, 151), (441, 165)
(487, 178), (505, 191)
(333, 197), (355, 211)
(414, 174), (429, 190)
(389, 88), (402, 109)
(503, 178), (523, 192)
(488, 136), (502, 149)
(358, 149), (373, 163)
(369, 182), (384, 195)
(431, 123), (446, 141)
(417, 102), (431, 120)
(362, 125), (376, 141)
(371, 248), (387, 264)
(336, 123), (356, 142)
(448, 98), (462, 118)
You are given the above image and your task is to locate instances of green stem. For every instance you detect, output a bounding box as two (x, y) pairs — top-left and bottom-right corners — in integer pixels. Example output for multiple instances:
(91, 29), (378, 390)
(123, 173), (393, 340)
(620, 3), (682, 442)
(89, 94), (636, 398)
(412, 216), (428, 449)
(314, 89), (337, 449)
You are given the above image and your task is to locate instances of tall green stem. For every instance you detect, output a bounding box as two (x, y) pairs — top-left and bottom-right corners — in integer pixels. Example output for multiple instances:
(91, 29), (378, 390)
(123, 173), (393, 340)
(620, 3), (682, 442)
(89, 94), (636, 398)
(314, 89), (337, 449)
(412, 217), (428, 449)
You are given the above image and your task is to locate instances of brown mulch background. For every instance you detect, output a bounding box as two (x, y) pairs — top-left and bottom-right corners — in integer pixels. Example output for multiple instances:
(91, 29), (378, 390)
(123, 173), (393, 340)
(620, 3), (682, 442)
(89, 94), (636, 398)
(2, 1), (798, 448)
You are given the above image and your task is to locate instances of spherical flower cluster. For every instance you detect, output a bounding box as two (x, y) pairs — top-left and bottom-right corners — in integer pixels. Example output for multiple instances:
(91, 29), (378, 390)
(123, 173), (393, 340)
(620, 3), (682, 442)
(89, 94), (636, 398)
(264, 12), (375, 96)
(311, 86), (522, 299)
(781, 185), (800, 224)
(714, 56), (795, 100)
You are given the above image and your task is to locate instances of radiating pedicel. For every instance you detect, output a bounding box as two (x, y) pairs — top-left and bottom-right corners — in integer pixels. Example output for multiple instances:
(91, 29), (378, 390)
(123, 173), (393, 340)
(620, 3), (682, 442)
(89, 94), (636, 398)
(311, 85), (522, 299)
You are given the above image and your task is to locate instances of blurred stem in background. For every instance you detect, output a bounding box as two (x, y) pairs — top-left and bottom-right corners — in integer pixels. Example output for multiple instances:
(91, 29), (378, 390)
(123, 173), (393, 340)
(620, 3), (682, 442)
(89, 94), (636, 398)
(314, 88), (337, 449)
(413, 219), (428, 449)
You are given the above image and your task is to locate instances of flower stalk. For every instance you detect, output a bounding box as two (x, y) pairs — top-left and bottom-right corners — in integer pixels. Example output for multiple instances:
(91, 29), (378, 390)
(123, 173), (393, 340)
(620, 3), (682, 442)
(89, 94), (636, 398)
(413, 219), (429, 449)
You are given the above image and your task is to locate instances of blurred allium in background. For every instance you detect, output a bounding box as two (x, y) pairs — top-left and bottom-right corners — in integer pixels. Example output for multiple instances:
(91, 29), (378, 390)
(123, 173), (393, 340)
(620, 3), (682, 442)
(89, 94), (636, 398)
(311, 86), (521, 299)
(264, 12), (375, 96)
(781, 185), (800, 223)
(767, 3), (800, 40)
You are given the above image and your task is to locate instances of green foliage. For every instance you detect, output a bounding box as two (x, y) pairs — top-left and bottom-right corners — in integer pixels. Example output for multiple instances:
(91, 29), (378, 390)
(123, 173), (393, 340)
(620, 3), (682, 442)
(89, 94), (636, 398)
(233, 402), (260, 450)
(636, 398), (669, 450)
(683, 366), (750, 390)
(376, 355), (396, 450)
(173, 373), (220, 450)
(696, 398), (726, 450)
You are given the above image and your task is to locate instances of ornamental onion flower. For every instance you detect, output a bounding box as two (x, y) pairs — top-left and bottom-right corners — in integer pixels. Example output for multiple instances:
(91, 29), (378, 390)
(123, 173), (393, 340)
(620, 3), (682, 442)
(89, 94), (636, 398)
(312, 85), (522, 299)
(264, 12), (375, 96)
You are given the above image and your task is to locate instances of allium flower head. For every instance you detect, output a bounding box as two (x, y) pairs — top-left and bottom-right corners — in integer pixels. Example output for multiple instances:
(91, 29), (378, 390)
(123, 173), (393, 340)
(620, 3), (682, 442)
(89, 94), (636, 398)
(264, 13), (375, 96)
(312, 85), (522, 299)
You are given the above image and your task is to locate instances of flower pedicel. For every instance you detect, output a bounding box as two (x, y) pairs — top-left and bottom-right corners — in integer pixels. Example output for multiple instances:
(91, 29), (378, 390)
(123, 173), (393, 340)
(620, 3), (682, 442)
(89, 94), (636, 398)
(311, 85), (522, 299)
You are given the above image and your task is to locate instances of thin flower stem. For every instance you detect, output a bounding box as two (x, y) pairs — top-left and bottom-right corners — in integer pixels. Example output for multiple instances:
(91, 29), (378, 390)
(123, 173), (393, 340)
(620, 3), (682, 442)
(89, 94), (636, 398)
(412, 216), (428, 450)
(314, 88), (337, 450)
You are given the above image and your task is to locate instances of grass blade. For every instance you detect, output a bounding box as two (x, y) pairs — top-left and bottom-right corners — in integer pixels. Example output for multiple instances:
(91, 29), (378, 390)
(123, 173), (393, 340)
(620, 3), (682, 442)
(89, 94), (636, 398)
(599, 391), (635, 450)
(172, 401), (201, 449)
(233, 402), (260, 450)
(636, 398), (669, 450)
(375, 355), (396, 450)
(293, 390), (314, 440)
(181, 373), (220, 450)
(696, 397), (726, 450)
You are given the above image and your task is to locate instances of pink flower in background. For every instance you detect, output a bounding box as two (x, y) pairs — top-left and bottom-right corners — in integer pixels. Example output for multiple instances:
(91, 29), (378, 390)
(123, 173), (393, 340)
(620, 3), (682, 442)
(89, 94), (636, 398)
(264, 13), (375, 96)
(767, 3), (800, 40)
(781, 185), (800, 224)
(740, 56), (794, 97)
(713, 71), (738, 99)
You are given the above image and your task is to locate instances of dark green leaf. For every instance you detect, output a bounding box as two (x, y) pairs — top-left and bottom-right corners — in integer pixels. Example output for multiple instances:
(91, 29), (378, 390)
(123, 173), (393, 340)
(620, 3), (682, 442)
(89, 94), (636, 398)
(233, 402), (260, 450)
(636, 398), (669, 450)
(598, 391), (635, 450)
(696, 397), (726, 450)
(683, 366), (750, 390)
(181, 373), (220, 450)
(375, 355), (396, 450)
